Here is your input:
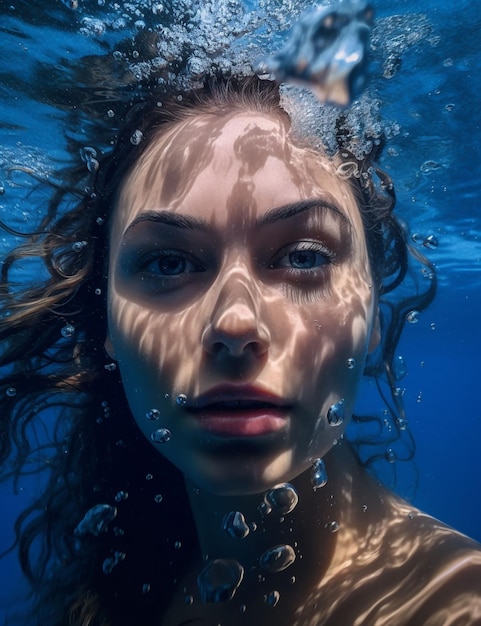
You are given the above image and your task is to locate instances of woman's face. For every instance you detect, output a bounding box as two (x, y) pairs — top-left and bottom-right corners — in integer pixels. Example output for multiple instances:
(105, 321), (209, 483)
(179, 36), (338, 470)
(106, 110), (380, 495)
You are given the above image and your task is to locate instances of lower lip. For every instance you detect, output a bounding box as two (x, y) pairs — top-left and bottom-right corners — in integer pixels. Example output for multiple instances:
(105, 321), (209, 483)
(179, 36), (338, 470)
(191, 408), (289, 437)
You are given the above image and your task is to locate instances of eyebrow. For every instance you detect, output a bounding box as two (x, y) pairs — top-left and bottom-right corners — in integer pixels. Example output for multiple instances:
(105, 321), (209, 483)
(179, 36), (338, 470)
(122, 197), (351, 238)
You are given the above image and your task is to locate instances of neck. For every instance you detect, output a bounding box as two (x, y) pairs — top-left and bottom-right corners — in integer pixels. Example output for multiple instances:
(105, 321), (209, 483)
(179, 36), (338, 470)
(185, 441), (367, 589)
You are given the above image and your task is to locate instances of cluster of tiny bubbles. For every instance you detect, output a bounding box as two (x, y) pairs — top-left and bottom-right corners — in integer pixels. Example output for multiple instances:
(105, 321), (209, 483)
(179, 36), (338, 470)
(416, 391), (423, 403)
(264, 590), (280, 607)
(222, 511), (250, 539)
(327, 398), (345, 426)
(393, 387), (405, 398)
(130, 129), (144, 145)
(310, 458), (328, 490)
(259, 544), (296, 573)
(430, 322), (436, 331)
(196, 558), (244, 603)
(263, 483), (299, 516)
(72, 240), (88, 252)
(102, 550), (126, 575)
(61, 323), (75, 338)
(5, 387), (16, 397)
(114, 490), (129, 502)
(113, 527), (125, 537)
(74, 503), (117, 537)
(150, 428), (172, 443)
(146, 408), (161, 420)
(385, 448), (396, 464)
(104, 362), (117, 371)
(396, 418), (408, 431)
(79, 146), (99, 173)
(406, 310), (420, 324)
(346, 357), (356, 370)
(392, 355), (407, 380)
(175, 393), (188, 406)
(0, 182), (5, 195)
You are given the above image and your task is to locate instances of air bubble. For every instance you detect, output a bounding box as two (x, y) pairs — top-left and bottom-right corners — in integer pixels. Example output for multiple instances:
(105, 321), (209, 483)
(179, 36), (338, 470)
(5, 387), (17, 397)
(142, 583), (151, 594)
(346, 357), (356, 369)
(197, 559), (244, 603)
(264, 590), (280, 607)
(0, 183), (5, 195)
(61, 324), (75, 338)
(150, 428), (171, 444)
(146, 408), (161, 420)
(94, 288), (102, 296)
(114, 491), (128, 502)
(310, 458), (328, 490)
(328, 521), (340, 533)
(327, 398), (345, 426)
(385, 448), (396, 463)
(222, 511), (250, 539)
(102, 551), (125, 575)
(174, 541), (182, 549)
(130, 129), (144, 145)
(145, 473), (153, 481)
(96, 217), (104, 225)
(263, 483), (298, 515)
(74, 504), (117, 537)
(175, 394), (188, 406)
(80, 147), (99, 173)
(104, 363), (117, 371)
(423, 234), (439, 249)
(406, 310), (419, 324)
(154, 494), (163, 503)
(259, 544), (296, 572)
(185, 595), (194, 605)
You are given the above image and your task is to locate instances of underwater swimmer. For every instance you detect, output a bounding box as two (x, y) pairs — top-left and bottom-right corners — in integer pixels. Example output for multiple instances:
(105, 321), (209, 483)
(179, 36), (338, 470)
(1, 77), (481, 626)
(256, 0), (373, 106)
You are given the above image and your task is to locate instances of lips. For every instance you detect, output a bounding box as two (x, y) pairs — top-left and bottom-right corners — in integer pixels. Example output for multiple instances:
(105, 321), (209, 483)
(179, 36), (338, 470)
(184, 385), (291, 437)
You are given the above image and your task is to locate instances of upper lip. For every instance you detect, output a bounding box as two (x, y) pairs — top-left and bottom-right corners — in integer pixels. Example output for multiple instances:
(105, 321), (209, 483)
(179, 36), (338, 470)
(185, 384), (292, 410)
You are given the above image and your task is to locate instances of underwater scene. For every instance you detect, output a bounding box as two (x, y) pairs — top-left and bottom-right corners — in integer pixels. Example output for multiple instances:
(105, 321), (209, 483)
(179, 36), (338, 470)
(1, 0), (480, 624)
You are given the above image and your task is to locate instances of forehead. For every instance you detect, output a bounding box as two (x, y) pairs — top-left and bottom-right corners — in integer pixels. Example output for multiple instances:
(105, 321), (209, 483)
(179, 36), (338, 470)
(113, 111), (362, 237)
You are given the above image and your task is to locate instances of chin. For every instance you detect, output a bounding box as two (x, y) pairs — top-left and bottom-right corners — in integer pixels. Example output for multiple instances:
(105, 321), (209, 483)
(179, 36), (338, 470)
(182, 448), (301, 496)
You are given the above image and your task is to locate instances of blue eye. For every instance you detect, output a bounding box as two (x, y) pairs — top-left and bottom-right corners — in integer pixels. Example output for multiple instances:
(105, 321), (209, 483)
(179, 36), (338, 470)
(287, 249), (326, 269)
(271, 242), (334, 271)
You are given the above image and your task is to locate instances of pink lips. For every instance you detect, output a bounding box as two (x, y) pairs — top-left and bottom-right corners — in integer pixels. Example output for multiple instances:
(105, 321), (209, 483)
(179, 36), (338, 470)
(185, 384), (291, 437)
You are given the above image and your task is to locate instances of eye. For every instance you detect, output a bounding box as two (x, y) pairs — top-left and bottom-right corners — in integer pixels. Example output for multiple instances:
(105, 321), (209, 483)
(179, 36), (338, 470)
(269, 241), (335, 271)
(139, 251), (204, 276)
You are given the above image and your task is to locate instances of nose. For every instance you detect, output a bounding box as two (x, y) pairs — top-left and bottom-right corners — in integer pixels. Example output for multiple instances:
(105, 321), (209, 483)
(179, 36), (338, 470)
(201, 276), (270, 358)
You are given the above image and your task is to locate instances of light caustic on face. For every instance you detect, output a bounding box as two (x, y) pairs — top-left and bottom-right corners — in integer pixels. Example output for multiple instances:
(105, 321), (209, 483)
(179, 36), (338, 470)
(105, 111), (380, 495)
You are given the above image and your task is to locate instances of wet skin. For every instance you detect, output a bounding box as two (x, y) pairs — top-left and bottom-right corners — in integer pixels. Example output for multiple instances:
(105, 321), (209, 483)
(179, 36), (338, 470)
(106, 111), (380, 495)
(105, 111), (481, 625)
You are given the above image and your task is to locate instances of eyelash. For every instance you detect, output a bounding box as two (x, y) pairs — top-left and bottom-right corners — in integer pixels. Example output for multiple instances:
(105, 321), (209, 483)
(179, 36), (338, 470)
(268, 241), (336, 275)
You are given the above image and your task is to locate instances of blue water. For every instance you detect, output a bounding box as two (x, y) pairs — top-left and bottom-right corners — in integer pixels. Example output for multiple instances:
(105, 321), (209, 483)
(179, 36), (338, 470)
(1, 0), (481, 617)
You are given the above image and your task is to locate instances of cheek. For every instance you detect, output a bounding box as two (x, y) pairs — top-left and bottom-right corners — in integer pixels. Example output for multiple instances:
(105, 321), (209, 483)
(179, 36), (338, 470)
(108, 291), (204, 396)
(280, 268), (375, 403)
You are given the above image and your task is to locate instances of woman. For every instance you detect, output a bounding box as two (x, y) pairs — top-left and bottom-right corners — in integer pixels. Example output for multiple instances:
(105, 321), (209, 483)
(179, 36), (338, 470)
(1, 76), (480, 625)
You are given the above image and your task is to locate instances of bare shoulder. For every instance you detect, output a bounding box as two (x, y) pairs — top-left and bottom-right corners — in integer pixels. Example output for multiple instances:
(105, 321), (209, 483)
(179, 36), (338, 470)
(294, 490), (481, 626)
(384, 493), (481, 624)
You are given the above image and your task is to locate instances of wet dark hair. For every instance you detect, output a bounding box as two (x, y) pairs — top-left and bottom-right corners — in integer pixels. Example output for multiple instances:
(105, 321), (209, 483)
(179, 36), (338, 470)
(0, 75), (435, 625)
